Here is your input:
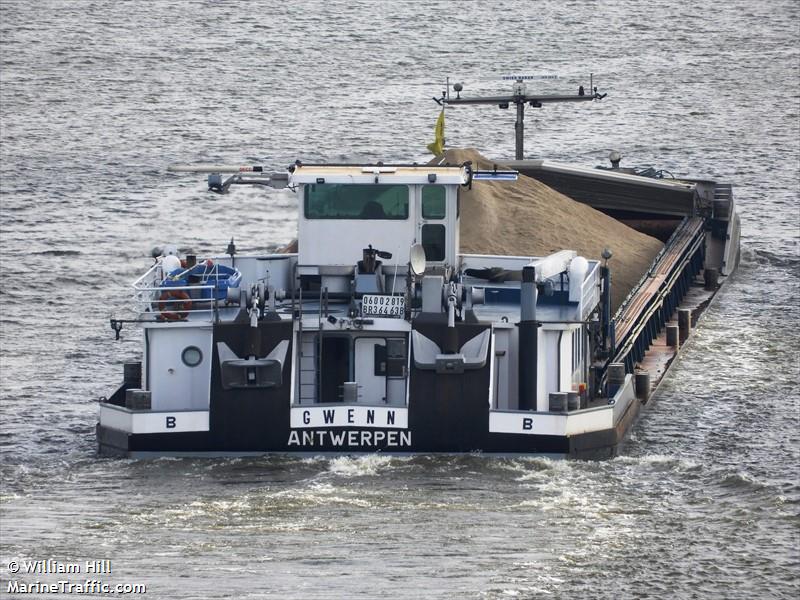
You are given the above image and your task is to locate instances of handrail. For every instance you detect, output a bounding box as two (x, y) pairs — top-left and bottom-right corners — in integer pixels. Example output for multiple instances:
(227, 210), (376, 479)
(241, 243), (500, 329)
(612, 217), (689, 323)
(614, 217), (698, 332)
(133, 283), (226, 319)
(131, 262), (239, 321)
(611, 217), (704, 364)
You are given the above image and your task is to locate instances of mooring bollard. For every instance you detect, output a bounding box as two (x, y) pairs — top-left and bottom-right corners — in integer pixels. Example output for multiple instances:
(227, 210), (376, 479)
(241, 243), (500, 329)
(607, 363), (626, 384)
(666, 324), (680, 348)
(678, 309), (691, 344)
(704, 268), (719, 291)
(567, 392), (580, 412)
(549, 392), (567, 412)
(635, 371), (651, 402)
(125, 389), (151, 411)
(607, 363), (626, 398)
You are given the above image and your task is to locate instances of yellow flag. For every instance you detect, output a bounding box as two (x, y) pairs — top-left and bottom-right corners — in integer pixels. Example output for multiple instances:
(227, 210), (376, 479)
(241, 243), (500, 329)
(426, 109), (445, 156)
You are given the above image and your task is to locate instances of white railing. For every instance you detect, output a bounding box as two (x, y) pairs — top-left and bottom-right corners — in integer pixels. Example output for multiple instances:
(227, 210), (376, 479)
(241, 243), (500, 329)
(132, 262), (237, 321)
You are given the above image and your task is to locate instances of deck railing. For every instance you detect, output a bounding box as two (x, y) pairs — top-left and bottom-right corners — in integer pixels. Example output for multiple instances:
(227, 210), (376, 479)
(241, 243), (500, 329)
(132, 263), (234, 321)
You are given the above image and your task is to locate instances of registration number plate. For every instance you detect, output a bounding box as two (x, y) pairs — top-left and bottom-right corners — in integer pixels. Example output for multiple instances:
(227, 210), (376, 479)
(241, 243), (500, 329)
(361, 294), (405, 318)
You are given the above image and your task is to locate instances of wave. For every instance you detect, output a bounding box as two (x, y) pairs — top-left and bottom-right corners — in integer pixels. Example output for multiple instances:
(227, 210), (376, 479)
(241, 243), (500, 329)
(31, 249), (81, 256)
(717, 470), (767, 492)
(613, 453), (701, 473)
(747, 247), (800, 274)
(326, 454), (401, 477)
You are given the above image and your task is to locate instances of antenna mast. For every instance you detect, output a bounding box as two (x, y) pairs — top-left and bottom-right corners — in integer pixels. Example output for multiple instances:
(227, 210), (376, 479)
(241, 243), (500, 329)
(440, 74), (606, 160)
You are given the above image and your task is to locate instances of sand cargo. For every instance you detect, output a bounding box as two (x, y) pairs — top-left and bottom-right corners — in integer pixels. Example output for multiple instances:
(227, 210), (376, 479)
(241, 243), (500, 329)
(97, 81), (740, 458)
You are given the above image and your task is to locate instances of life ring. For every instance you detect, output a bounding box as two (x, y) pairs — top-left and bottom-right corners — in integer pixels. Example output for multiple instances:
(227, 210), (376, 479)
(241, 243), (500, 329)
(158, 289), (192, 321)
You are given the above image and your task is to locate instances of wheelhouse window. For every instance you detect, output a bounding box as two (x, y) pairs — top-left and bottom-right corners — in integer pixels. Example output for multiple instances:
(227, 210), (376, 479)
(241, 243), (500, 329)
(305, 184), (409, 219)
(421, 185), (446, 219)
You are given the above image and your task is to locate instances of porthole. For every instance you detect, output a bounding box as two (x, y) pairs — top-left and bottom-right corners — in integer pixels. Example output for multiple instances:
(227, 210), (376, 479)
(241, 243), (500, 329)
(181, 346), (203, 367)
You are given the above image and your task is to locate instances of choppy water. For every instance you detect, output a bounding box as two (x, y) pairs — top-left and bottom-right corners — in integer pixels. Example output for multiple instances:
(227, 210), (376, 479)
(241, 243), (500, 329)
(1, 1), (798, 598)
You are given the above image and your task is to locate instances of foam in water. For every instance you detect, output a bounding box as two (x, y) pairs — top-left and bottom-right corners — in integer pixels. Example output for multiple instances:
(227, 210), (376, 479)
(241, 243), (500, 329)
(326, 454), (398, 477)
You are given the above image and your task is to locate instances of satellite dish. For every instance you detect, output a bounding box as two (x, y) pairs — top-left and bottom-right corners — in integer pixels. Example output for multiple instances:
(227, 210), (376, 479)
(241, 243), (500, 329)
(409, 244), (427, 276)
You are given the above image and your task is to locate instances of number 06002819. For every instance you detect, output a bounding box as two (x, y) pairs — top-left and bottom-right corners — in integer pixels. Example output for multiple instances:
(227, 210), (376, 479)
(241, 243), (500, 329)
(361, 294), (405, 317)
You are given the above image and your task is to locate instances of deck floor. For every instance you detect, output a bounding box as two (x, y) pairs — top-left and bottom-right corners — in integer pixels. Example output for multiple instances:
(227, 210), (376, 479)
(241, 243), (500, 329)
(636, 274), (718, 400)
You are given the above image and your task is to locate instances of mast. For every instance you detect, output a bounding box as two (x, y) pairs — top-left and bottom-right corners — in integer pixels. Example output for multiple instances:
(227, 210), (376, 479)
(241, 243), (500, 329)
(439, 75), (606, 160)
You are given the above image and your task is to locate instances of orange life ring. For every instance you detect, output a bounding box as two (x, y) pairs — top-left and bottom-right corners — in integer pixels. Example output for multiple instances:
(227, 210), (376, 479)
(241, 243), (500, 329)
(158, 289), (192, 321)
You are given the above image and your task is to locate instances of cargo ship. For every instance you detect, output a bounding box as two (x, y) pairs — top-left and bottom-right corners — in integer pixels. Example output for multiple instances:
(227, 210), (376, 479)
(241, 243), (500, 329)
(97, 80), (740, 458)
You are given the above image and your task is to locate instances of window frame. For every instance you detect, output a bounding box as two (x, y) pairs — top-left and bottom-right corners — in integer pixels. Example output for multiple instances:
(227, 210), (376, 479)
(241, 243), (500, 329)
(304, 183), (410, 220)
(421, 184), (446, 219)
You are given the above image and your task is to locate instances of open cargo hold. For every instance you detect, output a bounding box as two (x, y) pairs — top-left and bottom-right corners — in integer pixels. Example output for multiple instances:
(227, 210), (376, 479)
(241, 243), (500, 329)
(436, 148), (664, 312)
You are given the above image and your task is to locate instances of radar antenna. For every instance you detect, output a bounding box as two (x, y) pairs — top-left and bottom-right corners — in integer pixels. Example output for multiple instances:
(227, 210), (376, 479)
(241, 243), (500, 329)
(438, 74), (606, 160)
(167, 164), (290, 194)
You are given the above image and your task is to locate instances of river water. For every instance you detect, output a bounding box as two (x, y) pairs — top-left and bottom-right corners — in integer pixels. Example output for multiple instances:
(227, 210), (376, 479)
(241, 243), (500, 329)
(1, 1), (798, 598)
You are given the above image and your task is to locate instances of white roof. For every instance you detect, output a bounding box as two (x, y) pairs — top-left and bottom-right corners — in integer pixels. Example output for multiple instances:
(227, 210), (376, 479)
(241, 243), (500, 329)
(290, 164), (470, 185)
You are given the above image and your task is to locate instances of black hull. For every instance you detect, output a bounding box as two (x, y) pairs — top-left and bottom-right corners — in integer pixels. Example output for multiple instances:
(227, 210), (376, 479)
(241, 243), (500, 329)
(97, 423), (634, 460)
(98, 319), (631, 459)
